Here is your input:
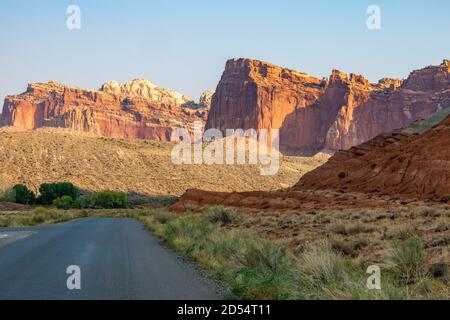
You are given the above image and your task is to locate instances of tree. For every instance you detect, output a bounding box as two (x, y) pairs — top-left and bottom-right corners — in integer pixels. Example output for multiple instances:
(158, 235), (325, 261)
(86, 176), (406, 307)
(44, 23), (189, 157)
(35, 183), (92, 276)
(37, 182), (79, 205)
(11, 184), (36, 205)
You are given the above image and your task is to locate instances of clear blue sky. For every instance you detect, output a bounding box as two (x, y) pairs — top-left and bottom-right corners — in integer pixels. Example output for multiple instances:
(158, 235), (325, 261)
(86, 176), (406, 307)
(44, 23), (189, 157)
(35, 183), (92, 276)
(0, 0), (449, 103)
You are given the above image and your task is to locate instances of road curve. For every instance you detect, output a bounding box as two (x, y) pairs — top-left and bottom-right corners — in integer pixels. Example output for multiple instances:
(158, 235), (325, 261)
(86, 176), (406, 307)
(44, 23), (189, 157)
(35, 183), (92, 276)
(0, 218), (226, 300)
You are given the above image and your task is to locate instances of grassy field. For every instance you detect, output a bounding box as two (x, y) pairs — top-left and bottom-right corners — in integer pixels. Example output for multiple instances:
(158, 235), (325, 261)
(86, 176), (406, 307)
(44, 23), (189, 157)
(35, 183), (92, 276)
(1, 205), (448, 300)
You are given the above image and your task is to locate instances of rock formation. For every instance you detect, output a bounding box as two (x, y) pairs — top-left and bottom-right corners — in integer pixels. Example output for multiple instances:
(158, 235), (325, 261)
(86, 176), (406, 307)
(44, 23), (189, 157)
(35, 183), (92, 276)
(100, 79), (194, 106)
(1, 80), (208, 140)
(295, 112), (450, 200)
(198, 90), (214, 109)
(206, 58), (450, 153)
(171, 111), (450, 212)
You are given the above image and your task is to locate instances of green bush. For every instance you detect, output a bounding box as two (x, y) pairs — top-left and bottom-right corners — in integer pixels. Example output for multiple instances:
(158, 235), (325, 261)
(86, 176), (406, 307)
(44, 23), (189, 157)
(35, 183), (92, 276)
(0, 188), (17, 203)
(72, 191), (128, 209)
(53, 196), (74, 210)
(73, 195), (93, 209)
(92, 191), (128, 209)
(10, 184), (36, 205)
(37, 182), (79, 205)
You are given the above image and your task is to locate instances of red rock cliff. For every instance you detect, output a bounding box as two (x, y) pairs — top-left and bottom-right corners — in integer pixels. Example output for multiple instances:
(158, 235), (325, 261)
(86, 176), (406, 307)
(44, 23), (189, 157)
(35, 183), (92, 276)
(1, 81), (208, 140)
(206, 58), (450, 153)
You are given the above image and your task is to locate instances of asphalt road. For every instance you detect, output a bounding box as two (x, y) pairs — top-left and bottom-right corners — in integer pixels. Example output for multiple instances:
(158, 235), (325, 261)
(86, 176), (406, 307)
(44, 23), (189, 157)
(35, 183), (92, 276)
(0, 218), (225, 300)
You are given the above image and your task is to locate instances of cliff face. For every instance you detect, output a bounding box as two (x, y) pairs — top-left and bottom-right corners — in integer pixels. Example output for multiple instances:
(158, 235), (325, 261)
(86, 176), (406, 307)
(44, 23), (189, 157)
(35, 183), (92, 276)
(206, 59), (450, 153)
(1, 81), (208, 140)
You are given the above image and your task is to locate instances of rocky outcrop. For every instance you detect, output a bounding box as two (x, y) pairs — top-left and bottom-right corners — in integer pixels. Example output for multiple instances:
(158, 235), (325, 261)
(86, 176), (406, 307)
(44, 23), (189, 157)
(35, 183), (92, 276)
(199, 90), (214, 109)
(295, 112), (450, 200)
(1, 81), (208, 140)
(206, 58), (450, 153)
(100, 79), (194, 106)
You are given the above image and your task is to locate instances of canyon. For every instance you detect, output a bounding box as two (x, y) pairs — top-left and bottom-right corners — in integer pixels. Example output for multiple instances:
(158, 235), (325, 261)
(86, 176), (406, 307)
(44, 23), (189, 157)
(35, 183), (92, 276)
(2, 59), (449, 154)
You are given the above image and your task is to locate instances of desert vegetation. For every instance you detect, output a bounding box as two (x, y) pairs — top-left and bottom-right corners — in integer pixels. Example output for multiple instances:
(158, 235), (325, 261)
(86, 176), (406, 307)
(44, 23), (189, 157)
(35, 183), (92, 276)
(0, 196), (448, 300)
(0, 128), (329, 197)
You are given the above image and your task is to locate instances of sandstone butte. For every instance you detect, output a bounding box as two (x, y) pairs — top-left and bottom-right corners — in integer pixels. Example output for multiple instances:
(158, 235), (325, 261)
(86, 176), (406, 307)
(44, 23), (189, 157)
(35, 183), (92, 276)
(206, 58), (450, 153)
(0, 79), (212, 141)
(171, 111), (450, 212)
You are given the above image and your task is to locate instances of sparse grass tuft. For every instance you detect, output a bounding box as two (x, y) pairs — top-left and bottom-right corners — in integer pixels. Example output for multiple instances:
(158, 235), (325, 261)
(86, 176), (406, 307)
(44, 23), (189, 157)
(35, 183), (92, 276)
(153, 208), (174, 224)
(384, 224), (417, 240)
(330, 238), (368, 256)
(203, 206), (236, 226)
(297, 244), (345, 285)
(390, 237), (425, 285)
(330, 222), (374, 236)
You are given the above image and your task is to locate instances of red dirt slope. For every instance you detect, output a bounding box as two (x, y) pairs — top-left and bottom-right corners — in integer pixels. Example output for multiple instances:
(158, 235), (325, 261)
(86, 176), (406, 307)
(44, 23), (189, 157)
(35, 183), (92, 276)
(294, 115), (450, 200)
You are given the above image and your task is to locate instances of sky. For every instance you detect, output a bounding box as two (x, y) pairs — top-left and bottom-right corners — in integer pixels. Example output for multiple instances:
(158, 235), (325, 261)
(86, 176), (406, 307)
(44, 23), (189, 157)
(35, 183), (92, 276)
(0, 0), (449, 103)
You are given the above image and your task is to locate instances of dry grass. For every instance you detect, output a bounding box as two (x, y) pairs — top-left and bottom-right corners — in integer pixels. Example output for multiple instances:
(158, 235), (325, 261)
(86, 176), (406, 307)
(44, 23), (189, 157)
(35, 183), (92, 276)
(0, 128), (328, 196)
(226, 205), (450, 280)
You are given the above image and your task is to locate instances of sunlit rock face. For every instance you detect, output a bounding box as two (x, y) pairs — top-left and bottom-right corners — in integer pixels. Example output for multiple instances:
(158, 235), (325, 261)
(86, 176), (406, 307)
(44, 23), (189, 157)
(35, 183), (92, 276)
(1, 80), (208, 140)
(206, 58), (450, 153)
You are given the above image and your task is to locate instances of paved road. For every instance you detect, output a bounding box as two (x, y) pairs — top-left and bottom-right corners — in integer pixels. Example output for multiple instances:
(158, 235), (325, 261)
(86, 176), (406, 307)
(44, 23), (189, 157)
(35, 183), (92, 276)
(0, 218), (225, 300)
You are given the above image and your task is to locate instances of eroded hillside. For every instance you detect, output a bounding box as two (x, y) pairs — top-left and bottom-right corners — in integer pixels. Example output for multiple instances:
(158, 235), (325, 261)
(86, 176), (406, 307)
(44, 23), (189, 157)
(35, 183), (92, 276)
(0, 128), (328, 196)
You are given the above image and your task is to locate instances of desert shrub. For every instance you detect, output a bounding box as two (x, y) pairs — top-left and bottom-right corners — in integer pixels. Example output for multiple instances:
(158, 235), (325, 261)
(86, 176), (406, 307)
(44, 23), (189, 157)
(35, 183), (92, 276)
(0, 188), (17, 203)
(153, 196), (178, 207)
(330, 238), (367, 256)
(72, 195), (94, 209)
(385, 225), (417, 240)
(72, 191), (127, 209)
(434, 223), (449, 232)
(427, 263), (448, 279)
(91, 191), (128, 209)
(390, 236), (425, 284)
(421, 207), (440, 217)
(410, 278), (449, 299)
(440, 195), (450, 203)
(153, 208), (173, 224)
(128, 196), (178, 208)
(330, 222), (373, 236)
(37, 182), (79, 205)
(228, 235), (295, 299)
(338, 171), (348, 179)
(53, 196), (74, 210)
(0, 216), (12, 227)
(33, 206), (49, 215)
(297, 244), (345, 286)
(8, 184), (36, 205)
(203, 206), (235, 225)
